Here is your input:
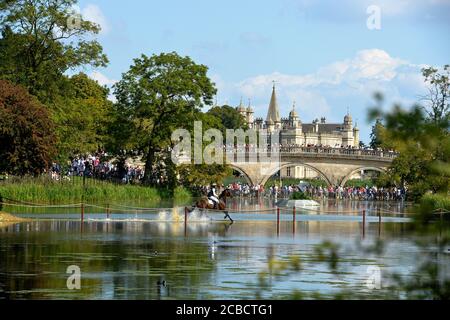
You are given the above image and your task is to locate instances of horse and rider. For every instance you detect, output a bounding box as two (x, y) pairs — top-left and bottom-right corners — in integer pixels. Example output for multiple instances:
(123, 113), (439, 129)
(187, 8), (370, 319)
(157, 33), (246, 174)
(207, 183), (220, 209)
(188, 183), (234, 223)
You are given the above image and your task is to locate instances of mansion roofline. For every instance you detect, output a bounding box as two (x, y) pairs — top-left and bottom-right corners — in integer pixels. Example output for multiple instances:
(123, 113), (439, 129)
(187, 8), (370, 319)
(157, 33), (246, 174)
(234, 85), (360, 147)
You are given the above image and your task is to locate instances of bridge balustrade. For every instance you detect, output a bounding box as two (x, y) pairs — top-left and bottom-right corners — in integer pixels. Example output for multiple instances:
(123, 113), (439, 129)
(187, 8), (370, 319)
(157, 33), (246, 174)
(224, 146), (398, 160)
(279, 147), (396, 158)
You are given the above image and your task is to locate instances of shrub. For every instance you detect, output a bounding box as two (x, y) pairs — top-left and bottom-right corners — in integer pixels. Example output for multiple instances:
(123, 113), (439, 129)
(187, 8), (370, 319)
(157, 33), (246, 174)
(290, 191), (312, 200)
(415, 193), (450, 225)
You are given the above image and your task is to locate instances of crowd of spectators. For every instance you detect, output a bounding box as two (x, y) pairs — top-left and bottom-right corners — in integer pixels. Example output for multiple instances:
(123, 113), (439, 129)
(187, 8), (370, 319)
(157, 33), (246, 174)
(50, 152), (144, 184)
(300, 185), (407, 201)
(199, 182), (407, 202)
(50, 156), (408, 202)
(46, 144), (401, 201)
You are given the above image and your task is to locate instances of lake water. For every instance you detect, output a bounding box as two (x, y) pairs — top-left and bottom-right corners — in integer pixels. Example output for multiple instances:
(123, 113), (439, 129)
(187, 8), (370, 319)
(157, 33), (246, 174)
(0, 198), (448, 300)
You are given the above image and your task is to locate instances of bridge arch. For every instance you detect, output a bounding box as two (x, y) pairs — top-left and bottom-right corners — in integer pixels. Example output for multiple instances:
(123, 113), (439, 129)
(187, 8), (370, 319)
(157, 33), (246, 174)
(229, 164), (254, 185)
(340, 167), (387, 187)
(260, 162), (333, 187)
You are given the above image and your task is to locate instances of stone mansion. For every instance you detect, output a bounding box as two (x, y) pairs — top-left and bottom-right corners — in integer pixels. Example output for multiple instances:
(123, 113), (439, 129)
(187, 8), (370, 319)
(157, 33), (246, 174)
(235, 85), (361, 180)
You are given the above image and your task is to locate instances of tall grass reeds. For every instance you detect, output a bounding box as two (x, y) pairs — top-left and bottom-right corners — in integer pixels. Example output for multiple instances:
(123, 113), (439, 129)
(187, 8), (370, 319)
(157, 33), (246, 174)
(0, 176), (177, 205)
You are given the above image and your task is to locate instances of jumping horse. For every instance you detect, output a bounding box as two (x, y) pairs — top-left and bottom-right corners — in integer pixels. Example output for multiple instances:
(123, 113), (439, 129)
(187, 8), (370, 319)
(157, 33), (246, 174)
(190, 189), (234, 223)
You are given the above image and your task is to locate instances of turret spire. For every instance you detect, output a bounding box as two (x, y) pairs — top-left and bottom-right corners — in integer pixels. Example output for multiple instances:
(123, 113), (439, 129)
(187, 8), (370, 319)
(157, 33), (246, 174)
(266, 83), (280, 123)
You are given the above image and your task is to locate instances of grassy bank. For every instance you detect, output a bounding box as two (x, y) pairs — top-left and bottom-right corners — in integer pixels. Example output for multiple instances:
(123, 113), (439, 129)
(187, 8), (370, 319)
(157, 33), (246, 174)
(173, 186), (193, 204)
(420, 193), (450, 212)
(0, 177), (192, 205)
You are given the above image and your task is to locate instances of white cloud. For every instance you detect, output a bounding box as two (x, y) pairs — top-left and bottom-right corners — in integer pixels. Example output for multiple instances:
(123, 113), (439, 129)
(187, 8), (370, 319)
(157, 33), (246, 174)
(89, 71), (117, 102)
(89, 71), (117, 87)
(237, 49), (410, 92)
(343, 49), (406, 81)
(209, 74), (230, 105)
(286, 90), (331, 120)
(223, 48), (429, 140)
(82, 4), (110, 35)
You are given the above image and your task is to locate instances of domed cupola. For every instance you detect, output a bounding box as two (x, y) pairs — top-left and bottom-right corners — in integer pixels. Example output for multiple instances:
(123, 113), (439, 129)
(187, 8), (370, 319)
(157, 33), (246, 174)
(289, 101), (299, 119)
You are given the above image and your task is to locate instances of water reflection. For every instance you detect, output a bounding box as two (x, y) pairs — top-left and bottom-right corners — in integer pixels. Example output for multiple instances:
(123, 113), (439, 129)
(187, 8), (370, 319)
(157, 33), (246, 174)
(226, 197), (409, 216)
(0, 211), (437, 300)
(1, 198), (445, 300)
(2, 198), (409, 218)
(0, 221), (220, 300)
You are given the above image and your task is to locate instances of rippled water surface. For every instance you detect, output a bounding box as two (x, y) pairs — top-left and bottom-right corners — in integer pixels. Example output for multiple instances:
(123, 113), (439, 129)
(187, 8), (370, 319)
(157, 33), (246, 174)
(0, 199), (448, 300)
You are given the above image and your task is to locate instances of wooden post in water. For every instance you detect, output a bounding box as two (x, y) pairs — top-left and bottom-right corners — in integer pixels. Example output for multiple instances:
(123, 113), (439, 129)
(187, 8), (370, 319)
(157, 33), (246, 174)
(378, 208), (382, 237)
(106, 203), (110, 220)
(277, 207), (280, 236)
(362, 209), (366, 238)
(81, 172), (86, 228)
(184, 207), (188, 237)
(293, 207), (296, 235)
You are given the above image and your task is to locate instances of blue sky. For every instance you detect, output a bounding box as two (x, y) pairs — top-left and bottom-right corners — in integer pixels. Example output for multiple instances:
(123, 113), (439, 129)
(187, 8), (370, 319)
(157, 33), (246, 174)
(77, 0), (450, 143)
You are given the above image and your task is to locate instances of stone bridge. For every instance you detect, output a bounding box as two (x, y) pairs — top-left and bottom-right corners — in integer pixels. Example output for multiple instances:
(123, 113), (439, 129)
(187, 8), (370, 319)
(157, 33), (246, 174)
(226, 147), (397, 187)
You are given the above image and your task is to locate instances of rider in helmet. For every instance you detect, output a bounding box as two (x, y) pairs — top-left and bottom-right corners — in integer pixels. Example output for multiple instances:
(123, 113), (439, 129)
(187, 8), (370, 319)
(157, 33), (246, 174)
(208, 183), (219, 209)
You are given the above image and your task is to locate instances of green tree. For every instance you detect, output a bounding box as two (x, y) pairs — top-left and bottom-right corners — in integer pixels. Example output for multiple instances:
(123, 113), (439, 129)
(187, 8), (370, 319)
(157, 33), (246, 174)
(178, 164), (232, 188)
(369, 102), (449, 199)
(54, 73), (114, 158)
(0, 80), (56, 175)
(175, 112), (231, 189)
(369, 118), (384, 149)
(113, 52), (217, 186)
(421, 65), (450, 124)
(0, 0), (108, 102)
(207, 105), (248, 133)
